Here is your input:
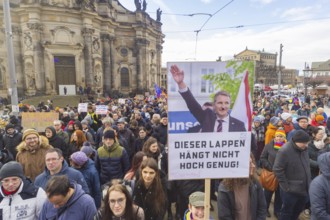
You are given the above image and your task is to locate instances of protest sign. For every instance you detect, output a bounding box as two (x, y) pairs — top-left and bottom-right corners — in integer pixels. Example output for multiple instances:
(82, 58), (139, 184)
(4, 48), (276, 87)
(118, 98), (125, 104)
(168, 132), (251, 179)
(78, 103), (88, 113)
(167, 61), (255, 180)
(22, 112), (59, 132)
(95, 105), (108, 115)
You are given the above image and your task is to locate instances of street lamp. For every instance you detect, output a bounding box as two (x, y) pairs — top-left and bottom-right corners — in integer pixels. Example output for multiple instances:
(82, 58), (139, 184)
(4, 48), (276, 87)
(303, 65), (311, 96)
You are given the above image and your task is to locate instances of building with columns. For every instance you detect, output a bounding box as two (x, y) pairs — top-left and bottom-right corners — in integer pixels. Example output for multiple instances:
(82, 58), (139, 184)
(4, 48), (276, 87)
(0, 0), (164, 97)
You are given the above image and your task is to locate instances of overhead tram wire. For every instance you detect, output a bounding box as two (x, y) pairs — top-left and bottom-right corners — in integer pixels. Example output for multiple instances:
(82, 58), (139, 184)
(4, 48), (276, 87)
(164, 16), (330, 34)
(193, 0), (235, 59)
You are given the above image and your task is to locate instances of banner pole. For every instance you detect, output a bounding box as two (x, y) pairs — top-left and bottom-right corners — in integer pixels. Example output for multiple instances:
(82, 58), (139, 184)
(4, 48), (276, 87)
(204, 178), (211, 219)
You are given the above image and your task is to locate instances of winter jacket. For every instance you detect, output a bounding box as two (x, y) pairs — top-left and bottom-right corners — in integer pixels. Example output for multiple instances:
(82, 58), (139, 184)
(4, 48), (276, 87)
(260, 140), (279, 171)
(154, 123), (167, 146)
(133, 181), (166, 220)
(273, 141), (311, 196)
(217, 179), (267, 220)
(0, 178), (47, 220)
(2, 130), (22, 159)
(117, 128), (135, 159)
(75, 159), (101, 208)
(56, 129), (69, 145)
(93, 205), (145, 220)
(308, 140), (324, 179)
(96, 142), (130, 184)
(309, 152), (330, 220)
(39, 183), (96, 220)
(35, 160), (90, 194)
(264, 123), (277, 145)
(16, 136), (53, 181)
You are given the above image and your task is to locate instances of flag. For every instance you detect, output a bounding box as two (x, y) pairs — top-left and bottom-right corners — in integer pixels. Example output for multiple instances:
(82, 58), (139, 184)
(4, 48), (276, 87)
(231, 71), (252, 131)
(154, 83), (162, 98)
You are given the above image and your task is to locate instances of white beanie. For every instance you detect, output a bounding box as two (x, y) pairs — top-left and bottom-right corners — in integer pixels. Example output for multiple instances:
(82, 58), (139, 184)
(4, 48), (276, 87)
(281, 112), (292, 121)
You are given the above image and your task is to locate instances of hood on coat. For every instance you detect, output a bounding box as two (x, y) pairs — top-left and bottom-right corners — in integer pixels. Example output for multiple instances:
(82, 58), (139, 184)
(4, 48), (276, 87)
(45, 126), (56, 140)
(318, 152), (330, 177)
(16, 135), (51, 153)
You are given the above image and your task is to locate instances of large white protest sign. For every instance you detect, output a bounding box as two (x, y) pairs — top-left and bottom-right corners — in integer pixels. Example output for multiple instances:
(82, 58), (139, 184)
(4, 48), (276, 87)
(167, 61), (255, 180)
(168, 132), (251, 180)
(95, 105), (108, 115)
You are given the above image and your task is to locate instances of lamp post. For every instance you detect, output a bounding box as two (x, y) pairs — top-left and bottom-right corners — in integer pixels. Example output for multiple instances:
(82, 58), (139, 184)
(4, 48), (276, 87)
(3, 0), (19, 115)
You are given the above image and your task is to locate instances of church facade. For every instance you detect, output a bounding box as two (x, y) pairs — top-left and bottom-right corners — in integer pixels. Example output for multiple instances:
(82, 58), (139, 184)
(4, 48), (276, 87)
(0, 0), (164, 97)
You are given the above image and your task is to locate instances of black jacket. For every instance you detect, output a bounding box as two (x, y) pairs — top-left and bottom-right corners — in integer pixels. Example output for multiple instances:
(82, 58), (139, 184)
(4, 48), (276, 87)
(273, 141), (311, 196)
(2, 130), (22, 159)
(217, 179), (267, 220)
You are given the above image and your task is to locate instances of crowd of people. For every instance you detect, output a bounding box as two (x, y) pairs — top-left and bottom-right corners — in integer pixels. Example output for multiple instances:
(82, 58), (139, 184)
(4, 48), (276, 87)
(0, 92), (329, 219)
(253, 93), (330, 220)
(0, 96), (210, 220)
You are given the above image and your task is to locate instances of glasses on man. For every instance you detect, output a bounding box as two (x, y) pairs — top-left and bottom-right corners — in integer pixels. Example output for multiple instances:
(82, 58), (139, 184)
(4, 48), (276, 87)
(46, 158), (60, 163)
(1, 177), (21, 185)
(109, 198), (125, 206)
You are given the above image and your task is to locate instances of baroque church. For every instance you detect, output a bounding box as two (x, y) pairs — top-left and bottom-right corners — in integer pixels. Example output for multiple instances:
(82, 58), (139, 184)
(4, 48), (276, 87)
(0, 0), (164, 96)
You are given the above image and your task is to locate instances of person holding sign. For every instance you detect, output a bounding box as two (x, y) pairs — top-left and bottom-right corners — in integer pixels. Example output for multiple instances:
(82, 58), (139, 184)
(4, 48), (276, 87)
(217, 154), (267, 220)
(170, 65), (245, 133)
(184, 191), (213, 220)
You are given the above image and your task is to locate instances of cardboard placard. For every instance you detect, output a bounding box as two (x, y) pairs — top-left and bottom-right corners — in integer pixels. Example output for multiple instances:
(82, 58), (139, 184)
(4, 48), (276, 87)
(22, 112), (59, 132)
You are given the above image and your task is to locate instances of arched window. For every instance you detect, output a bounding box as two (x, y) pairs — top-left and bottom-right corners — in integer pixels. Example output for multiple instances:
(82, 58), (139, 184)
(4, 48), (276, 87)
(120, 67), (129, 87)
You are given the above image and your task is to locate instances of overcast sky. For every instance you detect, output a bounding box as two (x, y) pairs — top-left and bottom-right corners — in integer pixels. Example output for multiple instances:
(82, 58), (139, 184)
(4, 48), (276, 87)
(119, 0), (330, 72)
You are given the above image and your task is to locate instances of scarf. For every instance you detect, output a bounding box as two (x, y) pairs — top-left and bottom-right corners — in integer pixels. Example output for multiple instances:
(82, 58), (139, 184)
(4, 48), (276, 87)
(274, 140), (286, 150)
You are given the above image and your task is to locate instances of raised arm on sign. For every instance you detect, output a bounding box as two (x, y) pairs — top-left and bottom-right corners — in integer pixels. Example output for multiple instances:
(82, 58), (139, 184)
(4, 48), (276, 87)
(170, 64), (187, 90)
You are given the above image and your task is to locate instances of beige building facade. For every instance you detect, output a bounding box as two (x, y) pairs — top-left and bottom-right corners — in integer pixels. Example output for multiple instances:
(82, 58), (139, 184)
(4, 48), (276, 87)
(0, 0), (164, 97)
(234, 47), (298, 86)
(234, 47), (278, 85)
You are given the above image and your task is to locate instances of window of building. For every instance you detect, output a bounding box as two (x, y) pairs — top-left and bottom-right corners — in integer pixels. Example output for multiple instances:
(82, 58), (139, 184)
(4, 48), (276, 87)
(120, 48), (128, 57)
(120, 67), (129, 87)
(200, 68), (214, 93)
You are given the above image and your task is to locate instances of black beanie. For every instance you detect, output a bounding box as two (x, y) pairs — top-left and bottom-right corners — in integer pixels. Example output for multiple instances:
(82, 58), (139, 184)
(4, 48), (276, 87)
(0, 161), (24, 180)
(292, 130), (310, 143)
(103, 130), (115, 139)
(5, 123), (15, 131)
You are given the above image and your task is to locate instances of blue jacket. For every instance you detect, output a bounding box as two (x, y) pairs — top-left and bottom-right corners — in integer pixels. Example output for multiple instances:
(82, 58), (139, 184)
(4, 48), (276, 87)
(76, 159), (101, 208)
(96, 142), (130, 184)
(310, 152), (330, 220)
(35, 160), (90, 194)
(39, 183), (96, 220)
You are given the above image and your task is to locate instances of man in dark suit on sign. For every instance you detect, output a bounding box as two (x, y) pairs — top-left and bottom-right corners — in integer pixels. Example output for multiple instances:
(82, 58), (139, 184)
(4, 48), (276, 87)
(170, 64), (246, 133)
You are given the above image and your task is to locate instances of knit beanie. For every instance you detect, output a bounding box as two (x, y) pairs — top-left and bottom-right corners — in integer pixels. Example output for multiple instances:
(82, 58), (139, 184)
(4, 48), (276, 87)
(5, 123), (15, 131)
(70, 152), (88, 166)
(270, 116), (280, 126)
(103, 130), (115, 139)
(292, 130), (310, 143)
(0, 161), (24, 180)
(253, 116), (261, 123)
(22, 129), (39, 141)
(275, 128), (286, 138)
(274, 128), (287, 150)
(81, 145), (95, 156)
(316, 115), (325, 122)
(281, 112), (292, 121)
